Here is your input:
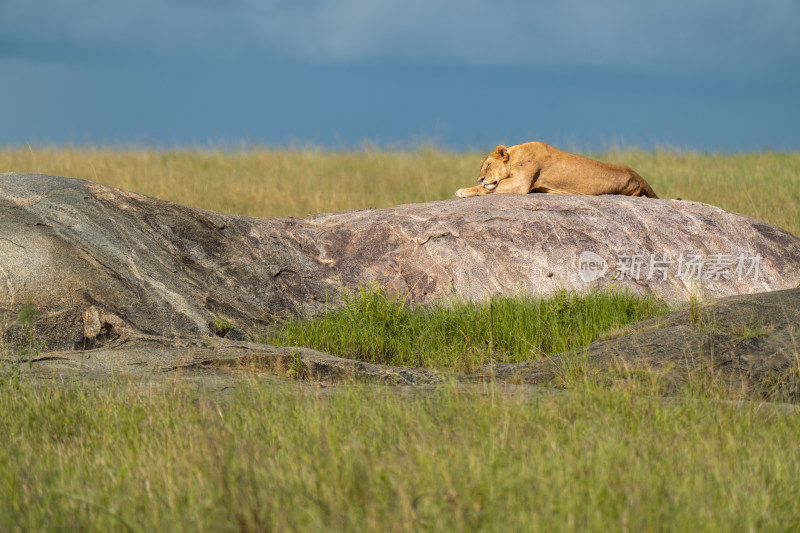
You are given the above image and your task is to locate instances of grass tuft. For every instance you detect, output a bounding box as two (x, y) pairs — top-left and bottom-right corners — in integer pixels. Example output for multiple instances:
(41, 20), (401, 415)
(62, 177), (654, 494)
(264, 286), (671, 368)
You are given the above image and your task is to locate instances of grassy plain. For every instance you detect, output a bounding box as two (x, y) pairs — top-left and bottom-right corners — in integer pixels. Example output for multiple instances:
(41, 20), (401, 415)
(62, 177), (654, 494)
(1, 146), (798, 235)
(2, 377), (799, 532)
(2, 146), (800, 531)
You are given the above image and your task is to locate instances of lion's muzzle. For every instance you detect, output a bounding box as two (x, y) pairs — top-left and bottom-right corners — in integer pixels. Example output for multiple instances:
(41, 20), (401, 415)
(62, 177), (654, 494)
(480, 178), (498, 191)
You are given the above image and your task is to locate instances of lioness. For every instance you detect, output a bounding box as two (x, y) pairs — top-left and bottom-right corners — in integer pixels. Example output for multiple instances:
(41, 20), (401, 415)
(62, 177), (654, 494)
(456, 142), (658, 198)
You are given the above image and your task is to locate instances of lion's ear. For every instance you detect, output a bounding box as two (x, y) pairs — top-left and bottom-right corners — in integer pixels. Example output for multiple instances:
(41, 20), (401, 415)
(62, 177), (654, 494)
(493, 145), (509, 162)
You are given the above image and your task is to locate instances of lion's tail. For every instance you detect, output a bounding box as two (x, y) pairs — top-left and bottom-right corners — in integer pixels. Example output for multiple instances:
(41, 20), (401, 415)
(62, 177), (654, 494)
(631, 169), (658, 198)
(641, 184), (659, 198)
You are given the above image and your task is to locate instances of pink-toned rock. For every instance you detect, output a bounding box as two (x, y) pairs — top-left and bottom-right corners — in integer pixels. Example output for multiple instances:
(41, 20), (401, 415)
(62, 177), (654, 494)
(309, 194), (800, 303)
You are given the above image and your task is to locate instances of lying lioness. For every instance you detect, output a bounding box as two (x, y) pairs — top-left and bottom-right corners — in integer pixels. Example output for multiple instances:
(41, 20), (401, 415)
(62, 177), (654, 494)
(456, 142), (658, 198)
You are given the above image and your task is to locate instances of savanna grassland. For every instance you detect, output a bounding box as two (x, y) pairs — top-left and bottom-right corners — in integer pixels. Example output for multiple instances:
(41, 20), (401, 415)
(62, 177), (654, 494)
(1, 146), (800, 532)
(2, 145), (798, 234)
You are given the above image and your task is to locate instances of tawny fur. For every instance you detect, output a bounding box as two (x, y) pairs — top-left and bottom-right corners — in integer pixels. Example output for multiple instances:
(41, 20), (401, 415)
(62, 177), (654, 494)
(456, 142), (658, 199)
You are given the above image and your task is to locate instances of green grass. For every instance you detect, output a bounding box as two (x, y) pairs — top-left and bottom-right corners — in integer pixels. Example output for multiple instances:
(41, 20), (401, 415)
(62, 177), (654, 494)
(264, 286), (671, 369)
(1, 376), (799, 532)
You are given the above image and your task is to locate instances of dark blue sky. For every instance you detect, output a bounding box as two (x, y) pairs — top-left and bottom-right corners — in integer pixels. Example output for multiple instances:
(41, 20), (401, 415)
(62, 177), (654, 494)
(2, 0), (799, 151)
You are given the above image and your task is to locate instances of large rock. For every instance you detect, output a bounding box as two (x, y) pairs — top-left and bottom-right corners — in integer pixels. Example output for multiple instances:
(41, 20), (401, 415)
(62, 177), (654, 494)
(311, 193), (800, 302)
(1, 172), (799, 352)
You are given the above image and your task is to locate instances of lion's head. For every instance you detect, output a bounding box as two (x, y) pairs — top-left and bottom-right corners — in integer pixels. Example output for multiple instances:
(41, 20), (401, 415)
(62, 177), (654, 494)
(477, 145), (510, 190)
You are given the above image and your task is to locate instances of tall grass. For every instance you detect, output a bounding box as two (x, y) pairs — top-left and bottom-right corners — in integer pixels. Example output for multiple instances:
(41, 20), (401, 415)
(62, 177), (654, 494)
(1, 146), (798, 235)
(265, 286), (670, 368)
(1, 376), (799, 532)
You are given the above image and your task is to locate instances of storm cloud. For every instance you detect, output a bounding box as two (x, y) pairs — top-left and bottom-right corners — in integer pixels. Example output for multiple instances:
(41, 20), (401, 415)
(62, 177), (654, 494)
(1, 0), (798, 149)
